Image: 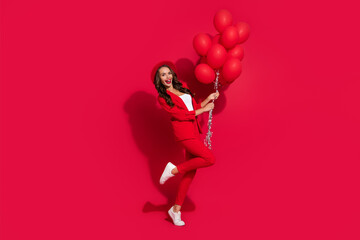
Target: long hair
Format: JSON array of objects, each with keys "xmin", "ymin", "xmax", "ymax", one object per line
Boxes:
[{"xmin": 153, "ymin": 64, "xmax": 194, "ymax": 107}]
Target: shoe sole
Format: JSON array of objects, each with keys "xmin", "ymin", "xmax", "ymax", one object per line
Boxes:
[
  {"xmin": 159, "ymin": 163, "xmax": 172, "ymax": 185},
  {"xmin": 159, "ymin": 169, "xmax": 168, "ymax": 184}
]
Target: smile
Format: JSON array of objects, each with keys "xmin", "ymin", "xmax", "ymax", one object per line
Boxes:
[{"xmin": 165, "ymin": 79, "xmax": 172, "ymax": 84}]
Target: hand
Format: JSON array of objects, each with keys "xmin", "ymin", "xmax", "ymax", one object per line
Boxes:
[
  {"xmin": 203, "ymin": 102, "xmax": 214, "ymax": 112},
  {"xmin": 207, "ymin": 92, "xmax": 220, "ymax": 101}
]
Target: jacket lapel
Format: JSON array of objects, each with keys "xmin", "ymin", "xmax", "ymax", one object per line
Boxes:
[{"xmin": 167, "ymin": 90, "xmax": 188, "ymax": 110}]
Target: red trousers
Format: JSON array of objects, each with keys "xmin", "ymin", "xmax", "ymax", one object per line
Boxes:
[{"xmin": 174, "ymin": 137, "xmax": 216, "ymax": 206}]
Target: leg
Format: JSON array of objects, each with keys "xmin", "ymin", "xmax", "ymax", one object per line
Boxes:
[
  {"xmin": 173, "ymin": 141, "xmax": 215, "ymax": 211},
  {"xmin": 174, "ymin": 169, "xmax": 197, "ymax": 211},
  {"xmin": 176, "ymin": 138, "xmax": 216, "ymax": 174},
  {"xmin": 173, "ymin": 151, "xmax": 197, "ymax": 212},
  {"xmin": 168, "ymin": 151, "xmax": 197, "ymax": 225}
]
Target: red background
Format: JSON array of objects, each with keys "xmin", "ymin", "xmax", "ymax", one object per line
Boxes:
[{"xmin": 1, "ymin": 0, "xmax": 359, "ymax": 239}]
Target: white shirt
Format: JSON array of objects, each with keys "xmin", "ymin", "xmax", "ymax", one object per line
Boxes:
[{"xmin": 179, "ymin": 93, "xmax": 194, "ymax": 111}]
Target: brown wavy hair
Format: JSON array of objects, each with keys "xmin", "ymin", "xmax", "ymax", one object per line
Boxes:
[{"xmin": 153, "ymin": 64, "xmax": 194, "ymax": 107}]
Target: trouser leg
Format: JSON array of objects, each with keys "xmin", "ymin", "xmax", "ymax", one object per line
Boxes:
[
  {"xmin": 174, "ymin": 139, "xmax": 216, "ymax": 206},
  {"xmin": 176, "ymin": 138, "xmax": 216, "ymax": 174},
  {"xmin": 175, "ymin": 169, "xmax": 197, "ymax": 206}
]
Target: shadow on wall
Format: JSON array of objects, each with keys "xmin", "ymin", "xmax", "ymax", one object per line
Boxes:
[{"xmin": 124, "ymin": 91, "xmax": 197, "ymax": 213}]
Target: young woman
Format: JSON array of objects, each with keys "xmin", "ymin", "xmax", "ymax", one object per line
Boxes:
[{"xmin": 152, "ymin": 61, "xmax": 219, "ymax": 226}]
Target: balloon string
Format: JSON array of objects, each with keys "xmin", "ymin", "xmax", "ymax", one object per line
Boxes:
[{"xmin": 204, "ymin": 70, "xmax": 220, "ymax": 149}]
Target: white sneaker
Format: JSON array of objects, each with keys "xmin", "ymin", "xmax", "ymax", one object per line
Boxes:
[
  {"xmin": 159, "ymin": 162, "xmax": 176, "ymax": 185},
  {"xmin": 168, "ymin": 206, "xmax": 185, "ymax": 226}
]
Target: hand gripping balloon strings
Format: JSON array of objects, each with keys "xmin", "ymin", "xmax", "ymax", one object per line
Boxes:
[{"xmin": 204, "ymin": 70, "xmax": 220, "ymax": 149}]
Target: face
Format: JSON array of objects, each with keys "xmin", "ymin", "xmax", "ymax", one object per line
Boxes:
[{"xmin": 158, "ymin": 67, "xmax": 173, "ymax": 88}]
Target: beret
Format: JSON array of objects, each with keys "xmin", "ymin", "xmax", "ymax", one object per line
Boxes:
[{"xmin": 151, "ymin": 60, "xmax": 178, "ymax": 83}]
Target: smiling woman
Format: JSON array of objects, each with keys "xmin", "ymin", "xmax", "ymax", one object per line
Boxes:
[
  {"xmin": 152, "ymin": 61, "xmax": 219, "ymax": 226},
  {"xmin": 159, "ymin": 67, "xmax": 173, "ymax": 86}
]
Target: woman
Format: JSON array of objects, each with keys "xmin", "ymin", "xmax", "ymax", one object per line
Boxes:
[{"xmin": 152, "ymin": 61, "xmax": 219, "ymax": 226}]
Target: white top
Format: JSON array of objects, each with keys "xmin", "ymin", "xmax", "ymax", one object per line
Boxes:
[{"xmin": 179, "ymin": 93, "xmax": 194, "ymax": 111}]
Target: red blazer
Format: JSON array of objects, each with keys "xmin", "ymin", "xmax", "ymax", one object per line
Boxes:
[{"xmin": 157, "ymin": 84, "xmax": 203, "ymax": 141}]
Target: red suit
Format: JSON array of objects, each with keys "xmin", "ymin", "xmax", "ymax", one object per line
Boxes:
[{"xmin": 157, "ymin": 82, "xmax": 215, "ymax": 206}]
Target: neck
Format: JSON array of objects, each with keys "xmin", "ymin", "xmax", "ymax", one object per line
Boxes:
[{"xmin": 166, "ymin": 85, "xmax": 174, "ymax": 92}]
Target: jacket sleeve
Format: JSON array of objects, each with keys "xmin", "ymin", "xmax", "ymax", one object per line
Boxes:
[
  {"xmin": 158, "ymin": 96, "xmax": 196, "ymax": 121},
  {"xmin": 194, "ymin": 100, "xmax": 202, "ymax": 110}
]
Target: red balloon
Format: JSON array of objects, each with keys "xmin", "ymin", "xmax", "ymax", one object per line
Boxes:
[
  {"xmin": 195, "ymin": 64, "xmax": 215, "ymax": 84},
  {"xmin": 213, "ymin": 9, "xmax": 233, "ymax": 33},
  {"xmin": 221, "ymin": 58, "xmax": 242, "ymax": 83},
  {"xmin": 220, "ymin": 26, "xmax": 240, "ymax": 49},
  {"xmin": 234, "ymin": 22, "xmax": 250, "ymax": 44},
  {"xmin": 193, "ymin": 33, "xmax": 212, "ymax": 56},
  {"xmin": 212, "ymin": 34, "xmax": 221, "ymax": 45},
  {"xmin": 206, "ymin": 44, "xmax": 227, "ymax": 69},
  {"xmin": 227, "ymin": 44, "xmax": 244, "ymax": 60}
]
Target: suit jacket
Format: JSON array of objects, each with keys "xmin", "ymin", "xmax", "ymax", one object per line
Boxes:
[{"xmin": 157, "ymin": 83, "xmax": 203, "ymax": 141}]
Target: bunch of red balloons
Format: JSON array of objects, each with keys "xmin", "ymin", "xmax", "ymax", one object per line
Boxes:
[{"xmin": 193, "ymin": 9, "xmax": 250, "ymax": 85}]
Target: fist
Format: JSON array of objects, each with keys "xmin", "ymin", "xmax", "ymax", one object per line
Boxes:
[
  {"xmin": 204, "ymin": 102, "xmax": 215, "ymax": 112},
  {"xmin": 207, "ymin": 92, "xmax": 220, "ymax": 101}
]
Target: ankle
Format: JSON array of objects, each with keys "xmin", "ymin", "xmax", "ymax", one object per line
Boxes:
[{"xmin": 173, "ymin": 205, "xmax": 181, "ymax": 213}]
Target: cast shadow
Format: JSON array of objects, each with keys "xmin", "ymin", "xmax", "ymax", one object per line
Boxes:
[{"xmin": 124, "ymin": 91, "xmax": 196, "ymax": 213}]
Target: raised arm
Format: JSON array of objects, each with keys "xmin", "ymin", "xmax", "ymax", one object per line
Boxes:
[
  {"xmin": 201, "ymin": 92, "xmax": 220, "ymax": 108},
  {"xmin": 158, "ymin": 95, "xmax": 214, "ymax": 119},
  {"xmin": 158, "ymin": 96, "xmax": 196, "ymax": 121},
  {"xmin": 196, "ymin": 103, "xmax": 214, "ymax": 116}
]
